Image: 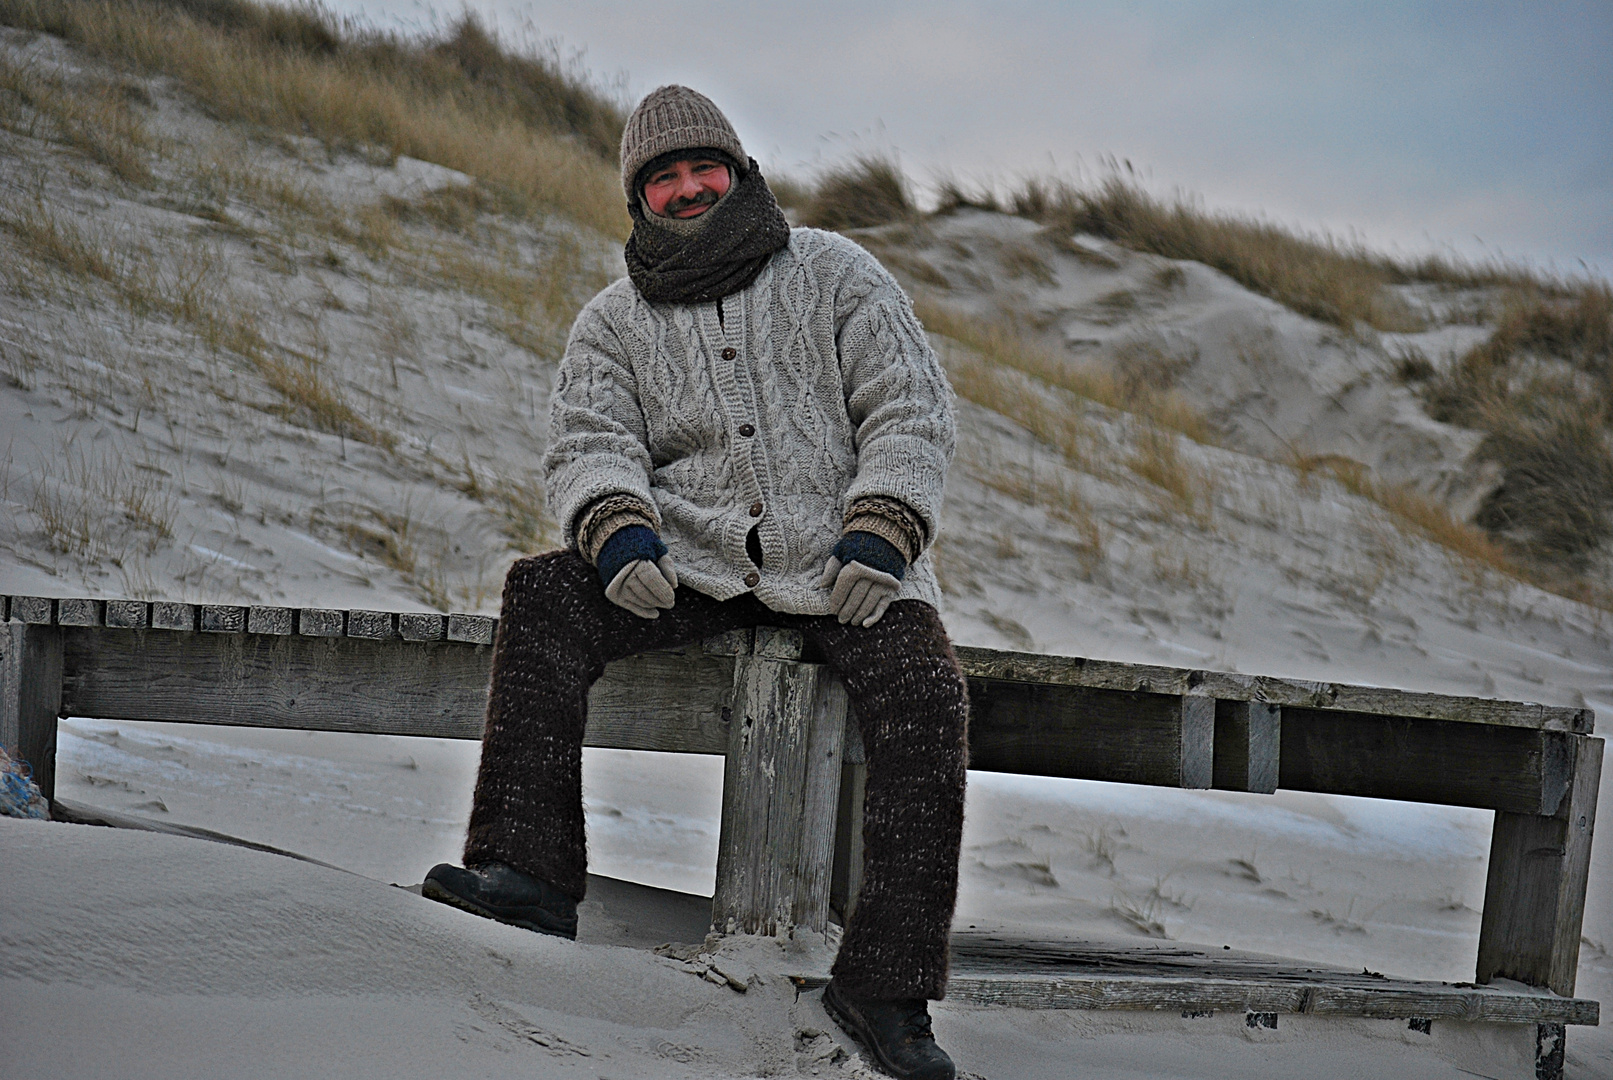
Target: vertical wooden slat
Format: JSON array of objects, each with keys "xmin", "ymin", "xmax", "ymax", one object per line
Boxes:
[
  {"xmin": 1213, "ymin": 700, "xmax": 1281, "ymax": 793},
  {"xmin": 1, "ymin": 623, "xmax": 64, "ymax": 801},
  {"xmin": 1477, "ymin": 735, "xmax": 1603, "ymax": 995},
  {"xmin": 712, "ymin": 651, "xmax": 849, "ymax": 936},
  {"xmin": 1181, "ymin": 696, "xmax": 1216, "ymax": 789}
]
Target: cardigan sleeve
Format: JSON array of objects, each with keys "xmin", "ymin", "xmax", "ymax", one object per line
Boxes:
[
  {"xmin": 541, "ymin": 300, "xmax": 661, "ymax": 547},
  {"xmin": 833, "ymin": 248, "xmax": 956, "ymax": 552}
]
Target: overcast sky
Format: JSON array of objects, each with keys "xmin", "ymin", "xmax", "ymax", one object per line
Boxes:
[{"xmin": 330, "ymin": 1, "xmax": 1613, "ymax": 275}]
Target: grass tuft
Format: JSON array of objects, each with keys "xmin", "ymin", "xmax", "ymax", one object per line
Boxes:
[
  {"xmin": 0, "ymin": 0, "xmax": 629, "ymax": 235},
  {"xmin": 797, "ymin": 154, "xmax": 916, "ymax": 232}
]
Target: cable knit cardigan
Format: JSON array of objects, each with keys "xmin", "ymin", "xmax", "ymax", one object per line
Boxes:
[{"xmin": 542, "ymin": 227, "xmax": 956, "ymax": 614}]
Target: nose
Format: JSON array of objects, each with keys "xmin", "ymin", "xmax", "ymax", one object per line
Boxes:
[{"xmin": 676, "ymin": 168, "xmax": 704, "ymax": 197}]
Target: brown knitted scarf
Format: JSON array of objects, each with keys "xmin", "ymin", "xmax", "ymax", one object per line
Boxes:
[{"xmin": 623, "ymin": 158, "xmax": 791, "ymax": 304}]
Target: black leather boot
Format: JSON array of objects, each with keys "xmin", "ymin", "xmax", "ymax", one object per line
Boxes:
[
  {"xmin": 422, "ymin": 861, "xmax": 579, "ymax": 939},
  {"xmin": 822, "ymin": 979, "xmax": 956, "ymax": 1080}
]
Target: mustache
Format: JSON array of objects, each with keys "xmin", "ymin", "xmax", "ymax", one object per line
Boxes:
[{"xmin": 664, "ymin": 188, "xmax": 721, "ymax": 214}]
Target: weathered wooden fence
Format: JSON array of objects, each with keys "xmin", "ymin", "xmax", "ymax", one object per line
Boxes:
[{"xmin": 1, "ymin": 594, "xmax": 1602, "ymax": 1066}]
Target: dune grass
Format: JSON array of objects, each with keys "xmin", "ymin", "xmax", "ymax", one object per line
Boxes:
[
  {"xmin": 914, "ymin": 298, "xmax": 1216, "ymax": 445},
  {"xmin": 0, "ymin": 0, "xmax": 629, "ymax": 236}
]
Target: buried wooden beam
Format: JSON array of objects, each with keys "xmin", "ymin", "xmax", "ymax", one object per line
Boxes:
[
  {"xmin": 965, "ymin": 678, "xmax": 1215, "ymax": 788},
  {"xmin": 1477, "ymin": 735, "xmax": 1603, "ymax": 996}
]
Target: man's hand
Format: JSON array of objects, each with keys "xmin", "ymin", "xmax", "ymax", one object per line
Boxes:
[
  {"xmin": 606, "ymin": 555, "xmax": 679, "ymax": 619},
  {"xmin": 818, "ymin": 556, "xmax": 900, "ymax": 627}
]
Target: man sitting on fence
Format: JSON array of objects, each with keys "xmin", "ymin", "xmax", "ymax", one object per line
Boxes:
[{"xmin": 423, "ymin": 85, "xmax": 967, "ymax": 1080}]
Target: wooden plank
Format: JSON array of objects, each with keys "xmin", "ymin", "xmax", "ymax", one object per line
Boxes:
[
  {"xmin": 966, "ymin": 678, "xmax": 1213, "ymax": 788},
  {"xmin": 298, "ymin": 608, "xmax": 344, "ymax": 637},
  {"xmin": 830, "ymin": 723, "xmax": 867, "ymax": 923},
  {"xmin": 447, "ymin": 613, "xmax": 495, "ymax": 645},
  {"xmin": 1477, "ymin": 736, "xmax": 1603, "ymax": 996},
  {"xmin": 150, "ymin": 602, "xmax": 196, "ymax": 632},
  {"xmin": 398, "ymin": 612, "xmax": 445, "ymax": 641},
  {"xmin": 936, "ymin": 934, "xmax": 1600, "ymax": 1024},
  {"xmin": 942, "ymin": 975, "xmax": 1598, "ymax": 1024},
  {"xmin": 954, "ymin": 645, "xmax": 1593, "ymax": 733},
  {"xmin": 200, "ymin": 605, "xmax": 246, "ymax": 633},
  {"xmin": 1278, "ymin": 708, "xmax": 1570, "ymax": 814},
  {"xmin": 56, "ymin": 627, "xmax": 733, "ymax": 753},
  {"xmin": 247, "ymin": 606, "xmax": 294, "ymax": 635},
  {"xmin": 1213, "ymin": 700, "xmax": 1281, "ymax": 793},
  {"xmin": 104, "ymin": 600, "xmax": 149, "ymax": 629},
  {"xmin": 581, "ymin": 649, "xmax": 734, "ymax": 755},
  {"xmin": 712, "ymin": 655, "xmax": 849, "ymax": 935},
  {"xmin": 57, "ymin": 599, "xmax": 103, "ymax": 627},
  {"xmin": 0, "ymin": 623, "xmax": 63, "ymax": 801},
  {"xmin": 348, "ymin": 610, "xmax": 397, "ymax": 639},
  {"xmin": 11, "ymin": 596, "xmax": 55, "ymax": 625}
]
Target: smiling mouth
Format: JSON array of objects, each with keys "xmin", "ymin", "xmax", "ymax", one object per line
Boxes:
[{"xmin": 665, "ymin": 191, "xmax": 719, "ymax": 218}]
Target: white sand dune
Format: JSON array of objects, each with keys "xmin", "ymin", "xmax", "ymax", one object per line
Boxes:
[{"xmin": 2, "ymin": 23, "xmax": 1611, "ymax": 1079}]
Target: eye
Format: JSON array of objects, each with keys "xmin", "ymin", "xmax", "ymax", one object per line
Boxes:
[{"xmin": 649, "ymin": 170, "xmax": 677, "ymax": 186}]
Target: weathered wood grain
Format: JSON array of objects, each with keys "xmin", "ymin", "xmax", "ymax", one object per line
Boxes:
[
  {"xmin": 104, "ymin": 600, "xmax": 149, "ymax": 629},
  {"xmin": 398, "ymin": 612, "xmax": 445, "ymax": 641},
  {"xmin": 1214, "ymin": 700, "xmax": 1281, "ymax": 793},
  {"xmin": 954, "ymin": 646, "xmax": 1593, "ymax": 733},
  {"xmin": 150, "ymin": 602, "xmax": 196, "ymax": 632},
  {"xmin": 1, "ymin": 623, "xmax": 62, "ymax": 800},
  {"xmin": 56, "ymin": 627, "xmax": 734, "ymax": 753},
  {"xmin": 347, "ymin": 610, "xmax": 396, "ymax": 640},
  {"xmin": 57, "ymin": 599, "xmax": 103, "ymax": 627},
  {"xmin": 938, "ymin": 934, "xmax": 1599, "ymax": 1024},
  {"xmin": 1477, "ymin": 736, "xmax": 1604, "ymax": 996},
  {"xmin": 247, "ymin": 606, "xmax": 294, "ymax": 635},
  {"xmin": 200, "ymin": 605, "xmax": 246, "ymax": 633},
  {"xmin": 11, "ymin": 596, "xmax": 54, "ymax": 625},
  {"xmin": 966, "ymin": 679, "xmax": 1214, "ymax": 788},
  {"xmin": 1278, "ymin": 708, "xmax": 1570, "ymax": 814},
  {"xmin": 298, "ymin": 608, "xmax": 344, "ymax": 637},
  {"xmin": 712, "ymin": 655, "xmax": 848, "ymax": 935},
  {"xmin": 447, "ymin": 614, "xmax": 496, "ymax": 645}
]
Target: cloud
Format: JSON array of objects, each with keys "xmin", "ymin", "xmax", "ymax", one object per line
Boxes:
[{"xmin": 332, "ymin": 0, "xmax": 1613, "ymax": 271}]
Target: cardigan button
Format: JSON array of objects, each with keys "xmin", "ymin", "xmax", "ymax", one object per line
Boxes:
[
  {"xmin": 744, "ymin": 571, "xmax": 760, "ymax": 588},
  {"xmin": 749, "ymin": 501, "xmax": 763, "ymax": 517},
  {"xmin": 738, "ymin": 423, "xmax": 755, "ymax": 437},
  {"xmin": 721, "ymin": 347, "xmax": 736, "ymax": 361}
]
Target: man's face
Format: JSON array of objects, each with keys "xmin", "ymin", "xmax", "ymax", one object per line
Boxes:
[{"xmin": 642, "ymin": 158, "xmax": 732, "ymax": 219}]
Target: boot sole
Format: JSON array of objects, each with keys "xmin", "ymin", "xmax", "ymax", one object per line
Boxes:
[{"xmin": 420, "ymin": 877, "xmax": 577, "ymax": 939}]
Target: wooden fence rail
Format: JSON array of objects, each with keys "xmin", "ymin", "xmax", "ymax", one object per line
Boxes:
[{"xmin": 0, "ymin": 594, "xmax": 1601, "ymax": 1013}]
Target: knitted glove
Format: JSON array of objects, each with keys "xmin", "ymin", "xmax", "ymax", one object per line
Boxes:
[
  {"xmin": 819, "ymin": 531, "xmax": 906, "ymax": 627},
  {"xmin": 597, "ymin": 525, "xmax": 678, "ymax": 619}
]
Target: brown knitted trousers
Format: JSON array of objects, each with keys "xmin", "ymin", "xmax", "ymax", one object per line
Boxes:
[{"xmin": 464, "ymin": 549, "xmax": 969, "ymax": 1000}]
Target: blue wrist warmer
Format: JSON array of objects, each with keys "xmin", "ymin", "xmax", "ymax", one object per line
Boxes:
[
  {"xmin": 833, "ymin": 531, "xmax": 907, "ymax": 580},
  {"xmin": 596, "ymin": 525, "xmax": 668, "ymax": 588}
]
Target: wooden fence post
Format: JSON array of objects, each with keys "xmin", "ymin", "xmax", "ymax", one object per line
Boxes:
[
  {"xmin": 712, "ymin": 628, "xmax": 850, "ymax": 936},
  {"xmin": 2, "ymin": 617, "xmax": 65, "ymax": 802},
  {"xmin": 1476, "ymin": 734, "xmax": 1603, "ymax": 996}
]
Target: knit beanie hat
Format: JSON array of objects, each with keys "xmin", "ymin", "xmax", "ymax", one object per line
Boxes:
[{"xmin": 620, "ymin": 85, "xmax": 748, "ymax": 201}]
